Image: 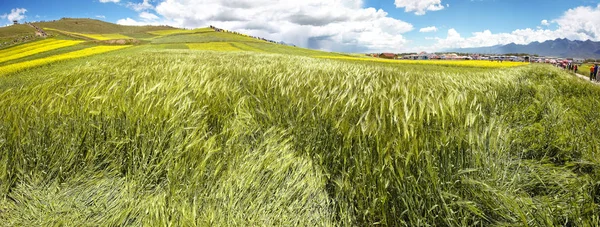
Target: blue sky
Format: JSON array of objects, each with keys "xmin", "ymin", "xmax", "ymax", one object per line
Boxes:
[
  {"xmin": 1, "ymin": 0, "xmax": 600, "ymax": 52},
  {"xmin": 370, "ymin": 0, "xmax": 600, "ymax": 49}
]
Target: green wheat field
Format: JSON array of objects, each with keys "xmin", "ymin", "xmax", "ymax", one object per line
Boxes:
[{"xmin": 0, "ymin": 19, "xmax": 599, "ymax": 226}]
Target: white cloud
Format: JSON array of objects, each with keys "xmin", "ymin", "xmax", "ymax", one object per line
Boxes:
[
  {"xmin": 139, "ymin": 12, "xmax": 159, "ymax": 20},
  {"xmin": 99, "ymin": 0, "xmax": 120, "ymax": 3},
  {"xmin": 541, "ymin": 19, "xmax": 549, "ymax": 26},
  {"xmin": 117, "ymin": 18, "xmax": 147, "ymax": 25},
  {"xmin": 127, "ymin": 0, "xmax": 154, "ymax": 12},
  {"xmin": 96, "ymin": 15, "xmax": 106, "ymax": 19},
  {"xmin": 419, "ymin": 26, "xmax": 437, "ymax": 33},
  {"xmin": 117, "ymin": 11, "xmax": 161, "ymax": 25},
  {"xmin": 118, "ymin": 0, "xmax": 414, "ymax": 52},
  {"xmin": 1, "ymin": 8, "xmax": 27, "ymax": 22},
  {"xmin": 394, "ymin": 0, "xmax": 445, "ymax": 15},
  {"xmin": 428, "ymin": 4, "xmax": 600, "ymax": 51}
]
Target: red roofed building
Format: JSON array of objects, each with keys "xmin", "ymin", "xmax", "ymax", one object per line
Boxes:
[{"xmin": 379, "ymin": 53, "xmax": 396, "ymax": 59}]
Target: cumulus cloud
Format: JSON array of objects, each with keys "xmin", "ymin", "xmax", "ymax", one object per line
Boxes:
[
  {"xmin": 116, "ymin": 18, "xmax": 143, "ymax": 25},
  {"xmin": 1, "ymin": 8, "xmax": 27, "ymax": 23},
  {"xmin": 117, "ymin": 12, "xmax": 163, "ymax": 25},
  {"xmin": 541, "ymin": 19, "xmax": 549, "ymax": 26},
  {"xmin": 139, "ymin": 12, "xmax": 159, "ymax": 20},
  {"xmin": 394, "ymin": 0, "xmax": 445, "ymax": 15},
  {"xmin": 429, "ymin": 4, "xmax": 600, "ymax": 51},
  {"xmin": 128, "ymin": 0, "xmax": 154, "ymax": 12},
  {"xmin": 118, "ymin": 0, "xmax": 414, "ymax": 52},
  {"xmin": 419, "ymin": 26, "xmax": 437, "ymax": 33},
  {"xmin": 99, "ymin": 0, "xmax": 120, "ymax": 3}
]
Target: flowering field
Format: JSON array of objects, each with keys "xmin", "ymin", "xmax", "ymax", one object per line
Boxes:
[
  {"xmin": 83, "ymin": 33, "xmax": 132, "ymax": 40},
  {"xmin": 0, "ymin": 40, "xmax": 83, "ymax": 63},
  {"xmin": 317, "ymin": 55, "xmax": 530, "ymax": 68},
  {"xmin": 0, "ymin": 39, "xmax": 61, "ymax": 56},
  {"xmin": 229, "ymin": 42, "xmax": 265, "ymax": 52},
  {"xmin": 0, "ymin": 45, "xmax": 129, "ymax": 76}
]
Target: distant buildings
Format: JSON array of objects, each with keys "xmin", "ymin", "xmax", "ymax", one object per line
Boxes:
[
  {"xmin": 366, "ymin": 51, "xmax": 594, "ymax": 63},
  {"xmin": 378, "ymin": 53, "xmax": 396, "ymax": 59},
  {"xmin": 402, "ymin": 54, "xmax": 418, "ymax": 60},
  {"xmin": 13, "ymin": 20, "xmax": 18, "ymax": 25},
  {"xmin": 366, "ymin": 52, "xmax": 559, "ymax": 62}
]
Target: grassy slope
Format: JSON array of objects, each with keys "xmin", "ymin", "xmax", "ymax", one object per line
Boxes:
[
  {"xmin": 34, "ymin": 18, "xmax": 174, "ymax": 34},
  {"xmin": 0, "ymin": 22, "xmax": 345, "ymax": 76},
  {"xmin": 0, "ymin": 24, "xmax": 36, "ymax": 40},
  {"xmin": 153, "ymin": 31, "xmax": 347, "ymax": 57},
  {"xmin": 0, "ymin": 18, "xmax": 175, "ymax": 45},
  {"xmin": 0, "ymin": 46, "xmax": 599, "ymax": 226},
  {"xmin": 151, "ymin": 31, "xmax": 265, "ymax": 44},
  {"xmin": 0, "ymin": 25, "xmax": 39, "ymax": 47}
]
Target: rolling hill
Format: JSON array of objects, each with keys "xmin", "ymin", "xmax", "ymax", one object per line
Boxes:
[
  {"xmin": 0, "ymin": 18, "xmax": 341, "ymax": 57},
  {"xmin": 33, "ymin": 18, "xmax": 175, "ymax": 34},
  {"xmin": 449, "ymin": 38, "xmax": 600, "ymax": 58}
]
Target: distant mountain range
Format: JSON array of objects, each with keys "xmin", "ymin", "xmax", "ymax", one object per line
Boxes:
[{"xmin": 448, "ymin": 38, "xmax": 600, "ymax": 59}]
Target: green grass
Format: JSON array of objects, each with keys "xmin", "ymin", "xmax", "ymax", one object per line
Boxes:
[
  {"xmin": 0, "ymin": 47, "xmax": 599, "ymax": 226},
  {"xmin": 151, "ymin": 31, "xmax": 266, "ymax": 44},
  {"xmin": 0, "ymin": 24, "xmax": 37, "ymax": 42},
  {"xmin": 122, "ymin": 32, "xmax": 158, "ymax": 40},
  {"xmin": 147, "ymin": 28, "xmax": 215, "ymax": 36},
  {"xmin": 240, "ymin": 42, "xmax": 353, "ymax": 57},
  {"xmin": 34, "ymin": 18, "xmax": 174, "ymax": 34},
  {"xmin": 150, "ymin": 31, "xmax": 346, "ymax": 57},
  {"xmin": 156, "ymin": 43, "xmax": 190, "ymax": 50},
  {"xmin": 0, "ymin": 25, "xmax": 40, "ymax": 48}
]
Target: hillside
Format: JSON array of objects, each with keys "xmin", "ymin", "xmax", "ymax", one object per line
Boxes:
[
  {"xmin": 0, "ymin": 18, "xmax": 599, "ymax": 226},
  {"xmin": 0, "ymin": 18, "xmax": 177, "ymax": 48},
  {"xmin": 0, "ymin": 24, "xmax": 36, "ymax": 45},
  {"xmin": 449, "ymin": 38, "xmax": 600, "ymax": 58},
  {"xmin": 33, "ymin": 18, "xmax": 175, "ymax": 34}
]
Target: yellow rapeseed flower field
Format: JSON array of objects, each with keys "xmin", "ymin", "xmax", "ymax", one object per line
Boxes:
[
  {"xmin": 83, "ymin": 34, "xmax": 132, "ymax": 40},
  {"xmin": 316, "ymin": 56, "xmax": 530, "ymax": 68},
  {"xmin": 230, "ymin": 42, "xmax": 265, "ymax": 52},
  {"xmin": 187, "ymin": 42, "xmax": 240, "ymax": 51},
  {"xmin": 0, "ymin": 39, "xmax": 61, "ymax": 56},
  {"xmin": 0, "ymin": 45, "xmax": 130, "ymax": 76},
  {"xmin": 0, "ymin": 40, "xmax": 83, "ymax": 63}
]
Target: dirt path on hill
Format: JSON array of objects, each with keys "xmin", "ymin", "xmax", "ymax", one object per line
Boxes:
[{"xmin": 27, "ymin": 23, "xmax": 47, "ymax": 37}]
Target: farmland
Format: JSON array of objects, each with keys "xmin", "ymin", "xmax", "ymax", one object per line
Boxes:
[
  {"xmin": 0, "ymin": 18, "xmax": 599, "ymax": 226},
  {"xmin": 44, "ymin": 28, "xmax": 133, "ymax": 41},
  {"xmin": 0, "ymin": 39, "xmax": 83, "ymax": 63}
]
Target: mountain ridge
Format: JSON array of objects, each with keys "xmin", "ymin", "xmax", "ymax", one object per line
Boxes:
[{"xmin": 447, "ymin": 38, "xmax": 600, "ymax": 58}]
